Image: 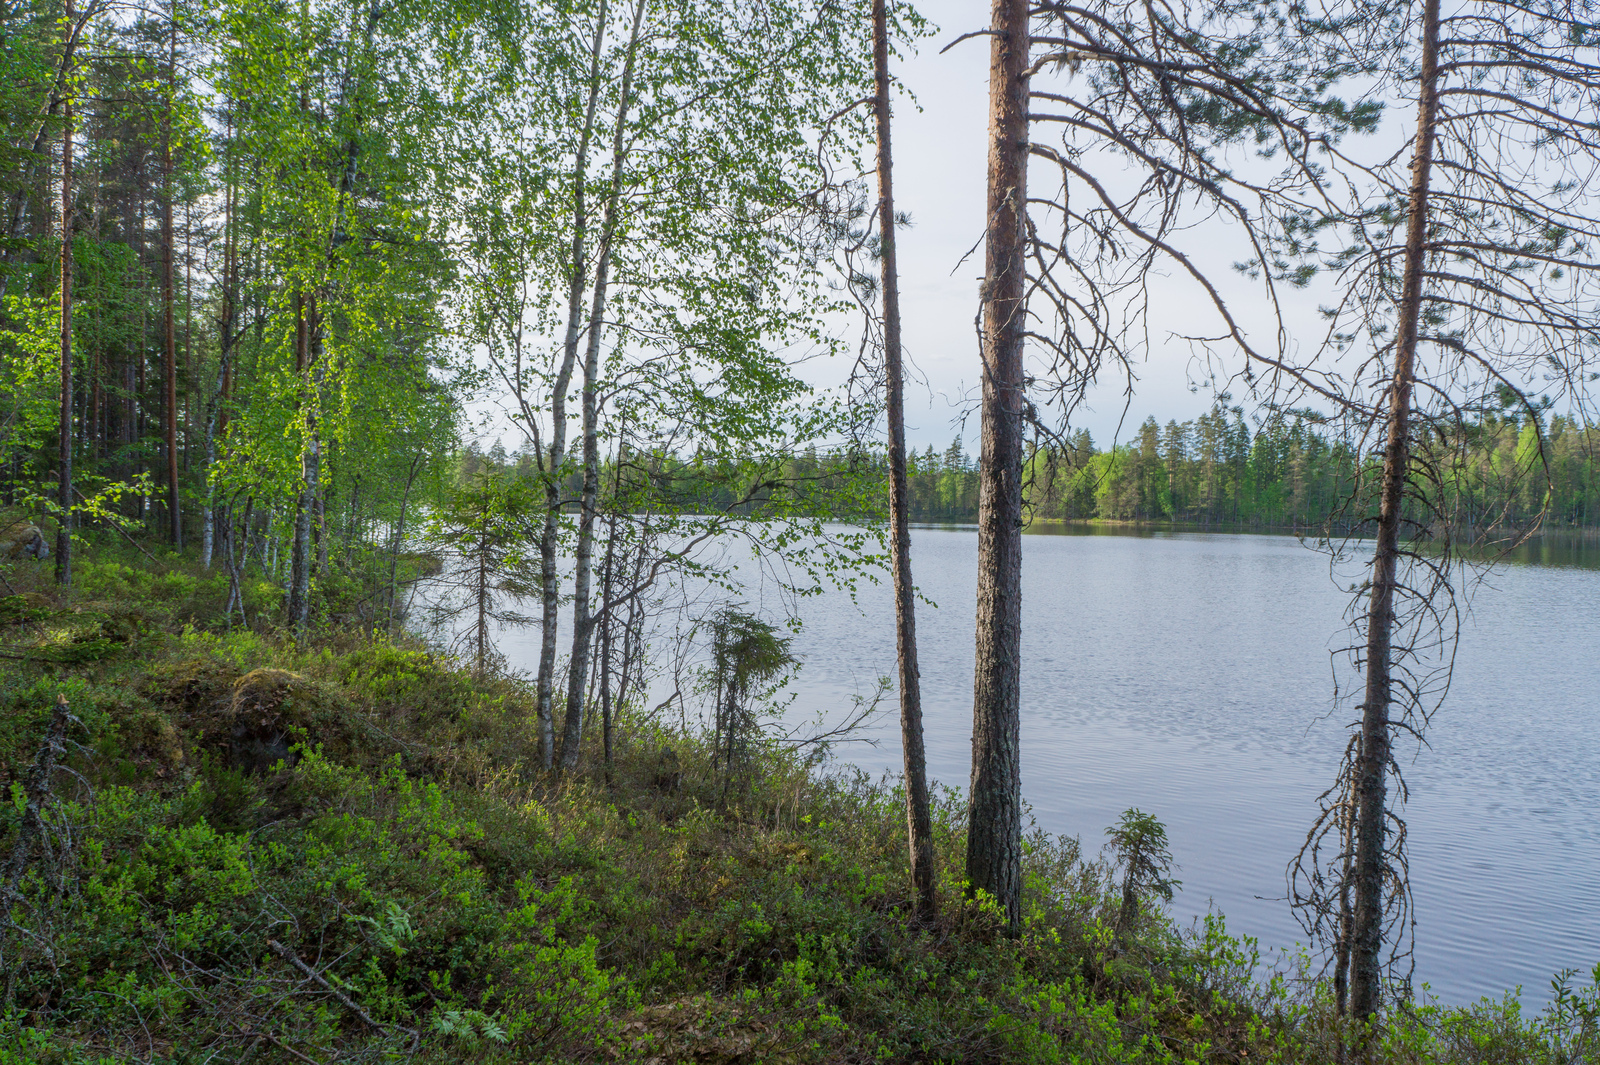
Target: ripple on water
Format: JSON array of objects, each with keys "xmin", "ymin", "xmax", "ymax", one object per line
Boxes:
[{"xmin": 771, "ymin": 528, "xmax": 1600, "ymax": 1006}]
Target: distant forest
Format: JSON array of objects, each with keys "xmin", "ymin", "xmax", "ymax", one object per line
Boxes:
[
  {"xmin": 458, "ymin": 399, "xmax": 1600, "ymax": 532},
  {"xmin": 900, "ymin": 403, "xmax": 1600, "ymax": 529},
  {"xmin": 773, "ymin": 402, "xmax": 1598, "ymax": 530}
]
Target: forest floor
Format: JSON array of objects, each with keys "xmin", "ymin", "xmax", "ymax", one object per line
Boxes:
[{"xmin": 0, "ymin": 537, "xmax": 1595, "ymax": 1064}]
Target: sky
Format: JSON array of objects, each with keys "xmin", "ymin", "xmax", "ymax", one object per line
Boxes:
[
  {"xmin": 464, "ymin": 2, "xmax": 1591, "ymax": 460},
  {"xmin": 821, "ymin": 0, "xmax": 1341, "ymax": 453}
]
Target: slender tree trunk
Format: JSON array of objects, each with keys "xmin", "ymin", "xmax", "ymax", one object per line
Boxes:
[
  {"xmin": 475, "ymin": 523, "xmax": 489, "ymax": 673},
  {"xmin": 598, "ymin": 511, "xmax": 617, "ymax": 785},
  {"xmin": 227, "ymin": 494, "xmax": 253, "ymax": 626},
  {"xmin": 0, "ymin": 5, "xmax": 87, "ymax": 302},
  {"xmin": 873, "ymin": 0, "xmax": 935, "ymax": 922},
  {"xmin": 202, "ymin": 133, "xmax": 236, "ymax": 569},
  {"xmin": 614, "ymin": 520, "xmax": 649, "ymax": 714},
  {"xmin": 534, "ymin": 0, "xmax": 611, "ymax": 771},
  {"xmin": 346, "ymin": 475, "xmax": 360, "ymax": 561},
  {"xmin": 288, "ymin": 295, "xmax": 318, "ymax": 633},
  {"xmin": 161, "ymin": 6, "xmax": 181, "ymax": 548},
  {"xmin": 217, "ymin": 220, "xmax": 235, "ymax": 553},
  {"xmin": 54, "ymin": 24, "xmax": 73, "ymax": 588},
  {"xmin": 559, "ymin": 0, "xmax": 644, "ymax": 772},
  {"xmin": 557, "ymin": 271, "xmax": 606, "ymax": 767},
  {"xmin": 966, "ymin": 0, "xmax": 1029, "ymax": 930},
  {"xmin": 314, "ymin": 457, "xmax": 328, "ymax": 574},
  {"xmin": 1350, "ymin": 0, "xmax": 1440, "ymax": 1036},
  {"xmin": 1335, "ymin": 774, "xmax": 1355, "ymax": 1026},
  {"xmin": 185, "ymin": 202, "xmax": 193, "ymax": 475},
  {"xmin": 535, "ymin": 490, "xmax": 566, "ymax": 768},
  {"xmin": 387, "ymin": 453, "xmax": 422, "ymax": 633}
]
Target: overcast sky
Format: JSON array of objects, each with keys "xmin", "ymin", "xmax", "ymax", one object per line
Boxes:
[
  {"xmin": 826, "ymin": 0, "xmax": 1324, "ymax": 453},
  {"xmin": 470, "ymin": 2, "xmax": 1386, "ymax": 457}
]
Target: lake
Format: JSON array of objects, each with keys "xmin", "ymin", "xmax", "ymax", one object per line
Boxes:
[
  {"xmin": 475, "ymin": 525, "xmax": 1600, "ymax": 1006},
  {"xmin": 724, "ymin": 526, "xmax": 1600, "ymax": 1006}
]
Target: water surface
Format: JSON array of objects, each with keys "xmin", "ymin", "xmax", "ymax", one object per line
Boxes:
[{"xmin": 767, "ymin": 528, "xmax": 1600, "ymax": 1006}]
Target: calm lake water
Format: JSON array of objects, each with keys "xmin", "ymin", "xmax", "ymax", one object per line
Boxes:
[
  {"xmin": 473, "ymin": 525, "xmax": 1600, "ymax": 1006},
  {"xmin": 734, "ymin": 526, "xmax": 1600, "ymax": 1006}
]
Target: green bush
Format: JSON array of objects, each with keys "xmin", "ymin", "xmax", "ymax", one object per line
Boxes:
[{"xmin": 1, "ymin": 551, "xmax": 1594, "ymax": 1064}]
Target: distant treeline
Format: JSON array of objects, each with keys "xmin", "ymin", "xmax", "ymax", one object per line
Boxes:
[
  {"xmin": 458, "ymin": 402, "xmax": 1600, "ymax": 532},
  {"xmin": 901, "ymin": 404, "xmax": 1600, "ymax": 529},
  {"xmin": 772, "ymin": 403, "xmax": 1595, "ymax": 531}
]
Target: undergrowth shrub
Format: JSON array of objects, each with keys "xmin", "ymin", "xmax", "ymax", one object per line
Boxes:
[{"xmin": 0, "ymin": 548, "xmax": 1595, "ymax": 1063}]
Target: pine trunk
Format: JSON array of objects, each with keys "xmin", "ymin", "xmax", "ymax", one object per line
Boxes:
[
  {"xmin": 55, "ymin": 27, "xmax": 73, "ymax": 588},
  {"xmin": 966, "ymin": 0, "xmax": 1029, "ymax": 931},
  {"xmin": 1350, "ymin": 0, "xmax": 1441, "ymax": 1035},
  {"xmin": 873, "ymin": 0, "xmax": 935, "ymax": 922},
  {"xmin": 162, "ymin": 9, "xmax": 181, "ymax": 548}
]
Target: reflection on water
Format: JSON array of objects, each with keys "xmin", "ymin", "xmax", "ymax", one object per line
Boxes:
[
  {"xmin": 774, "ymin": 527, "xmax": 1600, "ymax": 1006},
  {"xmin": 1014, "ymin": 519, "xmax": 1600, "ymax": 571},
  {"xmin": 1472, "ymin": 529, "xmax": 1600, "ymax": 570}
]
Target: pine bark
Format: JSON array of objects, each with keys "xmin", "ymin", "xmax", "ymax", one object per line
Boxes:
[
  {"xmin": 1350, "ymin": 0, "xmax": 1441, "ymax": 1033},
  {"xmin": 161, "ymin": 8, "xmax": 181, "ymax": 548},
  {"xmin": 966, "ymin": 0, "xmax": 1029, "ymax": 930},
  {"xmin": 55, "ymin": 18, "xmax": 73, "ymax": 587},
  {"xmin": 873, "ymin": 0, "xmax": 935, "ymax": 922}
]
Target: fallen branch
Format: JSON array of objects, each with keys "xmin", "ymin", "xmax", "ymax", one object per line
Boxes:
[
  {"xmin": 267, "ymin": 939, "xmax": 420, "ymax": 1053},
  {"xmin": 73, "ymin": 488, "xmax": 164, "ymax": 567},
  {"xmin": 244, "ymin": 1027, "xmax": 326, "ymax": 1065}
]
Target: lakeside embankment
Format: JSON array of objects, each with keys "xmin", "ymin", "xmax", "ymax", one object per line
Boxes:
[{"xmin": 1, "ymin": 539, "xmax": 1596, "ymax": 1063}]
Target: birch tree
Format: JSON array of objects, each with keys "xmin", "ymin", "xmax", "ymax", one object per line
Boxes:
[
  {"xmin": 210, "ymin": 0, "xmax": 472, "ymax": 618},
  {"xmin": 449, "ymin": 0, "xmax": 882, "ymax": 771},
  {"xmin": 54, "ymin": 0, "xmax": 74, "ymax": 585}
]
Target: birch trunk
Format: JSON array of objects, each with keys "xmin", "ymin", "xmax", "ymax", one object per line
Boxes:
[
  {"xmin": 558, "ymin": 0, "xmax": 644, "ymax": 772},
  {"xmin": 287, "ymin": 296, "xmax": 318, "ymax": 634},
  {"xmin": 598, "ymin": 511, "xmax": 618, "ymax": 784},
  {"xmin": 202, "ymin": 137, "xmax": 236, "ymax": 569},
  {"xmin": 534, "ymin": 0, "xmax": 611, "ymax": 771},
  {"xmin": 966, "ymin": 0, "xmax": 1029, "ymax": 931}
]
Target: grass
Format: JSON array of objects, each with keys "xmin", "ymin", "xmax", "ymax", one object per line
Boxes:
[{"xmin": 0, "ymin": 537, "xmax": 1595, "ymax": 1063}]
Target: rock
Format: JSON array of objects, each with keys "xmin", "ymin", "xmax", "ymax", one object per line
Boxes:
[
  {"xmin": 653, "ymin": 746, "xmax": 683, "ymax": 792},
  {"xmin": 226, "ymin": 669, "xmax": 313, "ymax": 773}
]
